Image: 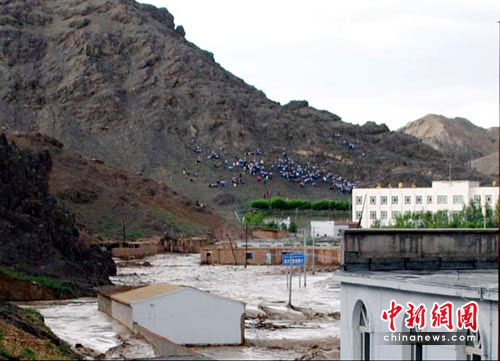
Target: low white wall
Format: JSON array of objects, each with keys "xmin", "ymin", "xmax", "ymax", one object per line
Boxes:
[
  {"xmin": 132, "ymin": 288, "xmax": 245, "ymax": 345},
  {"xmin": 111, "ymin": 300, "xmax": 134, "ymax": 329}
]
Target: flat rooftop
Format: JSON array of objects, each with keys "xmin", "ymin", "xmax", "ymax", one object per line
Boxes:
[{"xmin": 333, "ymin": 269, "xmax": 498, "ymax": 301}]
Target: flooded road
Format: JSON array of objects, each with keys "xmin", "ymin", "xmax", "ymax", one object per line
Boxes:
[
  {"xmin": 112, "ymin": 253, "xmax": 341, "ymax": 314},
  {"xmin": 25, "ymin": 253, "xmax": 340, "ymax": 360}
]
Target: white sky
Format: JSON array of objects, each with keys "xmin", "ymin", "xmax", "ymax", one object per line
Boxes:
[{"xmin": 140, "ymin": 0, "xmax": 500, "ymax": 130}]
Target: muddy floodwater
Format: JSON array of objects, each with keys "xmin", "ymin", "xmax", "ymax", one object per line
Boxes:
[{"xmin": 27, "ymin": 253, "xmax": 341, "ymax": 360}]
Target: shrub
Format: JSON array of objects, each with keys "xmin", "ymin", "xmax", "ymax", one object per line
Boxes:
[
  {"xmin": 0, "ymin": 267, "xmax": 74, "ymax": 298},
  {"xmin": 250, "ymin": 197, "xmax": 351, "ymax": 211}
]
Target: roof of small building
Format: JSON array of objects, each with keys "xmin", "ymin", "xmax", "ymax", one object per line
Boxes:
[
  {"xmin": 110, "ymin": 283, "xmax": 247, "ymax": 306},
  {"xmin": 111, "ymin": 283, "xmax": 184, "ymax": 305},
  {"xmin": 97, "ymin": 285, "xmax": 141, "ymax": 297}
]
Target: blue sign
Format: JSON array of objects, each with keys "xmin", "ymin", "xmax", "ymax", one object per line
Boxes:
[{"xmin": 283, "ymin": 253, "xmax": 305, "ymax": 266}]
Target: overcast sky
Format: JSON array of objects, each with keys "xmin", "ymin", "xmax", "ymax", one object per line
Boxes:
[{"xmin": 141, "ymin": 0, "xmax": 500, "ymax": 130}]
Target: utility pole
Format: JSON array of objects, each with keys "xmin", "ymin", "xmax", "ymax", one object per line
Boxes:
[
  {"xmin": 312, "ymin": 227, "xmax": 316, "ymax": 275},
  {"xmin": 288, "ymin": 251, "xmax": 293, "ymax": 307},
  {"xmin": 245, "ymin": 222, "xmax": 248, "ymax": 268},
  {"xmin": 303, "ymin": 229, "xmax": 307, "ymax": 287},
  {"xmin": 122, "ymin": 220, "xmax": 126, "ymax": 247},
  {"xmin": 496, "ymin": 20, "xmax": 500, "ymax": 361}
]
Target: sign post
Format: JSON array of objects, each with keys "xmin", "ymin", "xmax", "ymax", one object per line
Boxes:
[
  {"xmin": 283, "ymin": 252, "xmax": 305, "ymax": 306},
  {"xmin": 303, "ymin": 229, "xmax": 307, "ymax": 287}
]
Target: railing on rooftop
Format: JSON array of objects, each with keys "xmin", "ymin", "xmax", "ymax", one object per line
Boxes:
[{"xmin": 341, "ymin": 228, "xmax": 498, "ymax": 272}]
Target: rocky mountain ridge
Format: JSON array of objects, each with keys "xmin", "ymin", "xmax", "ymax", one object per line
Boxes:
[
  {"xmin": 0, "ymin": 0, "xmax": 490, "ymax": 212},
  {"xmin": 6, "ymin": 131, "xmax": 237, "ymax": 239},
  {"xmin": 400, "ymin": 114, "xmax": 498, "ymax": 162}
]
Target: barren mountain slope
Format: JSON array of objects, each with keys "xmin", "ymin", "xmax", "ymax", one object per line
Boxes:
[
  {"xmin": 471, "ymin": 151, "xmax": 499, "ymax": 177},
  {"xmin": 0, "ymin": 0, "xmax": 489, "ymax": 211},
  {"xmin": 400, "ymin": 114, "xmax": 498, "ymax": 162},
  {"xmin": 7, "ymin": 132, "xmax": 237, "ymax": 240}
]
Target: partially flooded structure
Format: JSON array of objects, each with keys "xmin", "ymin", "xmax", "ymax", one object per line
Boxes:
[
  {"xmin": 97, "ymin": 283, "xmax": 245, "ymax": 346},
  {"xmin": 162, "ymin": 236, "xmax": 213, "ymax": 253},
  {"xmin": 200, "ymin": 245, "xmax": 340, "ymax": 266}
]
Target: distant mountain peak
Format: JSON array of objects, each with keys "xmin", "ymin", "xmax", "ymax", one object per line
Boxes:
[{"xmin": 400, "ymin": 114, "xmax": 498, "ymax": 173}]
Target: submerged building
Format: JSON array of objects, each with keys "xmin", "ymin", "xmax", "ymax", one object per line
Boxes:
[
  {"xmin": 352, "ymin": 180, "xmax": 498, "ymax": 228},
  {"xmin": 333, "ymin": 229, "xmax": 498, "ymax": 360},
  {"xmin": 98, "ymin": 283, "xmax": 245, "ymax": 346}
]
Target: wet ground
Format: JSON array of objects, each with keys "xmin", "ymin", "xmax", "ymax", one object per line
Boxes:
[{"xmin": 24, "ymin": 253, "xmax": 341, "ymax": 360}]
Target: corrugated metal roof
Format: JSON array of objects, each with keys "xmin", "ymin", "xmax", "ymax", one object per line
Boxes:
[{"xmin": 110, "ymin": 283, "xmax": 184, "ymax": 305}]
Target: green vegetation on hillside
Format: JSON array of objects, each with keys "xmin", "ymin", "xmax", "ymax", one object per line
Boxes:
[
  {"xmin": 0, "ymin": 267, "xmax": 74, "ymax": 298},
  {"xmin": 251, "ymin": 197, "xmax": 350, "ymax": 211},
  {"xmin": 95, "ymin": 217, "xmax": 145, "ymax": 240},
  {"xmin": 243, "ymin": 210, "xmax": 298, "ymax": 233},
  {"xmin": 0, "ymin": 303, "xmax": 78, "ymax": 360},
  {"xmin": 373, "ymin": 201, "xmax": 498, "ymax": 228}
]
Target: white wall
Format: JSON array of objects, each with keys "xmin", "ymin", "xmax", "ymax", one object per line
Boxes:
[
  {"xmin": 339, "ymin": 282, "xmax": 497, "ymax": 360},
  {"xmin": 334, "ymin": 224, "xmax": 350, "ymax": 238},
  {"xmin": 311, "ymin": 221, "xmax": 335, "ymax": 237},
  {"xmin": 111, "ymin": 300, "xmax": 134, "ymax": 329},
  {"xmin": 352, "ymin": 181, "xmax": 499, "ymax": 228},
  {"xmin": 131, "ymin": 288, "xmax": 245, "ymax": 345}
]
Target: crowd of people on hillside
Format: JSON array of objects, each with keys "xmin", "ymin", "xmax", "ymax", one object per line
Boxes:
[{"xmin": 188, "ymin": 143, "xmax": 355, "ymax": 193}]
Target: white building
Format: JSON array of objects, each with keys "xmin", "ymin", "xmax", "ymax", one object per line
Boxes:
[
  {"xmin": 311, "ymin": 220, "xmax": 335, "ymax": 237},
  {"xmin": 311, "ymin": 221, "xmax": 354, "ymax": 239},
  {"xmin": 100, "ymin": 283, "xmax": 245, "ymax": 345},
  {"xmin": 352, "ymin": 181, "xmax": 498, "ymax": 228},
  {"xmin": 334, "ymin": 270, "xmax": 497, "ymax": 360},
  {"xmin": 266, "ymin": 216, "xmax": 291, "ymax": 229},
  {"xmin": 334, "ymin": 229, "xmax": 498, "ymax": 360}
]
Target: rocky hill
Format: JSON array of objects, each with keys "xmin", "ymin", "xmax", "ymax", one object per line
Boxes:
[
  {"xmin": 471, "ymin": 151, "xmax": 498, "ymax": 177},
  {"xmin": 0, "ymin": 133, "xmax": 115, "ymax": 297},
  {"xmin": 6, "ymin": 131, "xmax": 238, "ymax": 240},
  {"xmin": 400, "ymin": 114, "xmax": 499, "ymax": 164},
  {"xmin": 0, "ymin": 0, "xmax": 489, "ymax": 212}
]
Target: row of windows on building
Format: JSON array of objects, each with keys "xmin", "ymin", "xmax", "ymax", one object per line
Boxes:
[
  {"xmin": 356, "ymin": 209, "xmax": 470, "ymax": 221},
  {"xmin": 355, "ymin": 194, "xmax": 494, "ymax": 206}
]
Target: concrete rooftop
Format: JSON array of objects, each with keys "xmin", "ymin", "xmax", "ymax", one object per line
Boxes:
[{"xmin": 333, "ymin": 269, "xmax": 498, "ymax": 301}]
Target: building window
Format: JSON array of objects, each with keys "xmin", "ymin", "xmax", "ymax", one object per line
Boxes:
[
  {"xmin": 246, "ymin": 252, "xmax": 254, "ymax": 260},
  {"xmin": 427, "ymin": 196, "xmax": 432, "ymax": 204},
  {"xmin": 391, "ymin": 211, "xmax": 399, "ymax": 219},
  {"xmin": 381, "ymin": 196, "xmax": 387, "ymax": 205},
  {"xmin": 453, "ymin": 195, "xmax": 464, "ymax": 204},
  {"xmin": 464, "ymin": 329, "xmax": 482, "ymax": 360},
  {"xmin": 370, "ymin": 196, "xmax": 376, "ymax": 205},
  {"xmin": 358, "ymin": 303, "xmax": 370, "ymax": 360},
  {"xmin": 473, "ymin": 195, "xmax": 481, "ymax": 204},
  {"xmin": 404, "ymin": 196, "xmax": 411, "ymax": 205},
  {"xmin": 416, "ymin": 196, "xmax": 422, "ymax": 204},
  {"xmin": 486, "ymin": 195, "xmax": 492, "ymax": 204},
  {"xmin": 381, "ymin": 211, "xmax": 387, "ymax": 220},
  {"xmin": 370, "ymin": 211, "xmax": 377, "ymax": 220},
  {"xmin": 437, "ymin": 195, "xmax": 448, "ymax": 204},
  {"xmin": 356, "ymin": 196, "xmax": 363, "ymax": 205},
  {"xmin": 356, "ymin": 211, "xmax": 362, "ymax": 220},
  {"xmin": 404, "ymin": 211, "xmax": 411, "ymax": 216},
  {"xmin": 392, "ymin": 196, "xmax": 398, "ymax": 204}
]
